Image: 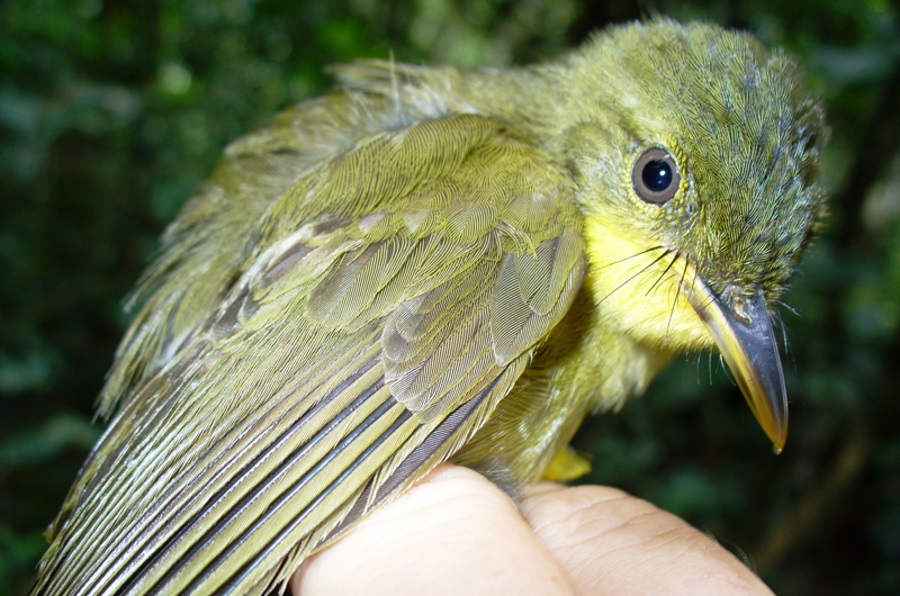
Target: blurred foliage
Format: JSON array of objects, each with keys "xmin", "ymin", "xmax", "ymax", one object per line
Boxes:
[{"xmin": 1, "ymin": 0, "xmax": 897, "ymax": 593}]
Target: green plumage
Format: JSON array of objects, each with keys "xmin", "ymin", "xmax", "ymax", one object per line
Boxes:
[{"xmin": 35, "ymin": 19, "xmax": 826, "ymax": 594}]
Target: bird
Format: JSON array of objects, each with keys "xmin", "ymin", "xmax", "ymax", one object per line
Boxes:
[{"xmin": 33, "ymin": 18, "xmax": 826, "ymax": 595}]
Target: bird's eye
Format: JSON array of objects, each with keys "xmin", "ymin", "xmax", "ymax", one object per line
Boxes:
[{"xmin": 633, "ymin": 148, "xmax": 680, "ymax": 204}]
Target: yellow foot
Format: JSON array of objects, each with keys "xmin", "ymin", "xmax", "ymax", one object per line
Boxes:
[{"xmin": 542, "ymin": 445, "xmax": 592, "ymax": 482}]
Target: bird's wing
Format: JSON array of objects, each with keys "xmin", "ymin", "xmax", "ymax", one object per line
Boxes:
[{"xmin": 35, "ymin": 111, "xmax": 585, "ymax": 595}]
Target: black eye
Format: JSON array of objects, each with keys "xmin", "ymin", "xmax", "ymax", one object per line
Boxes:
[{"xmin": 633, "ymin": 148, "xmax": 680, "ymax": 204}]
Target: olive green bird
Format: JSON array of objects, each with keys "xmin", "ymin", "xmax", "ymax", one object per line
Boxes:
[{"xmin": 34, "ymin": 19, "xmax": 826, "ymax": 595}]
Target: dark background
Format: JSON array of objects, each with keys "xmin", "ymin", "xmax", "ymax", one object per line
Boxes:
[{"xmin": 1, "ymin": 0, "xmax": 898, "ymax": 593}]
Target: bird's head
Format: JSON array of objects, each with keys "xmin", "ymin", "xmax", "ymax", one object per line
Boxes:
[{"xmin": 550, "ymin": 20, "xmax": 827, "ymax": 449}]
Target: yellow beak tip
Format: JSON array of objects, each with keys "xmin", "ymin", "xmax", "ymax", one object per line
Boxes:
[{"xmin": 771, "ymin": 433, "xmax": 786, "ymax": 454}]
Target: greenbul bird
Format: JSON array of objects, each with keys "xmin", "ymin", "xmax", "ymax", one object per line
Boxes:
[{"xmin": 34, "ymin": 18, "xmax": 826, "ymax": 595}]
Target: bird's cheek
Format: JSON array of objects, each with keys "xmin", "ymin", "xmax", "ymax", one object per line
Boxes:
[{"xmin": 582, "ymin": 220, "xmax": 714, "ymax": 353}]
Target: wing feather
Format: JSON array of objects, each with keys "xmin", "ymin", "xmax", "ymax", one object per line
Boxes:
[{"xmin": 35, "ymin": 101, "xmax": 584, "ymax": 595}]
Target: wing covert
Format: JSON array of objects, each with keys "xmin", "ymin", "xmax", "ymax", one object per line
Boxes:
[{"xmin": 35, "ymin": 107, "xmax": 585, "ymax": 595}]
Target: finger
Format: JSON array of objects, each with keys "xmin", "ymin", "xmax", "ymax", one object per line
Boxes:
[
  {"xmin": 520, "ymin": 483, "xmax": 773, "ymax": 595},
  {"xmin": 292, "ymin": 465, "xmax": 573, "ymax": 595}
]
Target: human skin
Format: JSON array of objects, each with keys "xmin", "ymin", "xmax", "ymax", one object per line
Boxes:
[{"xmin": 291, "ymin": 464, "xmax": 773, "ymax": 595}]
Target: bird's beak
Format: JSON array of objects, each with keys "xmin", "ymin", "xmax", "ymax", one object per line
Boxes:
[{"xmin": 685, "ymin": 280, "xmax": 789, "ymax": 452}]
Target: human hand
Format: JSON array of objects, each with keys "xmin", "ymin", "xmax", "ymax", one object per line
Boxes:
[{"xmin": 291, "ymin": 464, "xmax": 772, "ymax": 595}]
